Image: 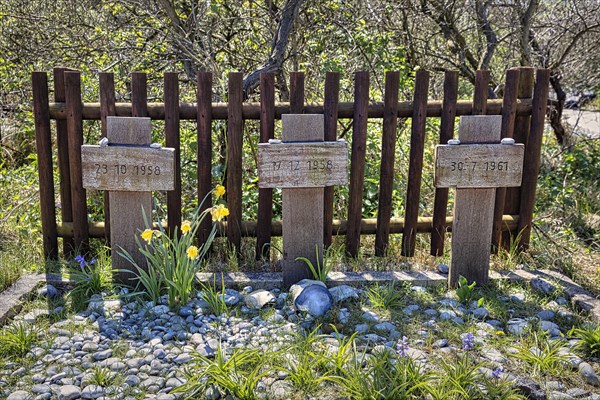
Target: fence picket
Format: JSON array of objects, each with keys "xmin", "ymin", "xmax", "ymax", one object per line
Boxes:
[
  {"xmin": 430, "ymin": 71, "xmax": 459, "ymax": 256},
  {"xmin": 227, "ymin": 72, "xmax": 243, "ymax": 255},
  {"xmin": 53, "ymin": 68, "xmax": 74, "ymax": 256},
  {"xmin": 402, "ymin": 70, "xmax": 429, "ymax": 257},
  {"xmin": 256, "ymin": 72, "xmax": 275, "ymax": 259},
  {"xmin": 346, "ymin": 71, "xmax": 370, "ymax": 257},
  {"xmin": 99, "ymin": 73, "xmax": 116, "ymax": 244},
  {"xmin": 323, "ymin": 72, "xmax": 340, "ymax": 247},
  {"xmin": 375, "ymin": 71, "xmax": 400, "ymax": 256},
  {"xmin": 165, "ymin": 72, "xmax": 181, "ymax": 236},
  {"xmin": 197, "ymin": 72, "xmax": 213, "ymax": 246}
]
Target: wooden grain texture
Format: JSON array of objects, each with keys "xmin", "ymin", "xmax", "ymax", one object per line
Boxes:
[
  {"xmin": 503, "ymin": 67, "xmax": 533, "ymax": 248},
  {"xmin": 323, "ymin": 72, "xmax": 340, "ymax": 247},
  {"xmin": 492, "ymin": 69, "xmax": 521, "ymax": 252},
  {"xmin": 473, "ymin": 70, "xmax": 490, "ymax": 115},
  {"xmin": 106, "ymin": 117, "xmax": 153, "ymax": 284},
  {"xmin": 517, "ymin": 69, "xmax": 551, "ymax": 250},
  {"xmin": 402, "ymin": 70, "xmax": 429, "ymax": 257},
  {"xmin": 289, "ymin": 72, "xmax": 305, "ymax": 113},
  {"xmin": 164, "ymin": 72, "xmax": 181, "ymax": 236},
  {"xmin": 434, "ymin": 144, "xmax": 524, "ymax": 188},
  {"xmin": 256, "ymin": 72, "xmax": 275, "ymax": 259},
  {"xmin": 258, "ymin": 142, "xmax": 347, "ymax": 188},
  {"xmin": 431, "ymin": 70, "xmax": 459, "ymax": 256},
  {"xmin": 64, "ymin": 71, "xmax": 89, "ymax": 251},
  {"xmin": 131, "ymin": 72, "xmax": 148, "ymax": 117},
  {"xmin": 99, "ymin": 72, "xmax": 116, "ymax": 244},
  {"xmin": 197, "ymin": 72, "xmax": 213, "ymax": 246},
  {"xmin": 227, "ymin": 72, "xmax": 243, "ymax": 255},
  {"xmin": 448, "ymin": 116, "xmax": 502, "ymax": 287},
  {"xmin": 346, "ymin": 71, "xmax": 370, "ymax": 257},
  {"xmin": 48, "ymin": 98, "xmax": 533, "ymax": 121},
  {"xmin": 32, "ymin": 72, "xmax": 58, "ymax": 259},
  {"xmin": 81, "ymin": 145, "xmax": 175, "ymax": 191},
  {"xmin": 281, "ymin": 114, "xmax": 324, "ymax": 287},
  {"xmin": 54, "ymin": 68, "xmax": 74, "ymax": 255},
  {"xmin": 375, "ymin": 71, "xmax": 400, "ymax": 256},
  {"xmin": 58, "ymin": 215, "xmax": 521, "ymax": 239}
]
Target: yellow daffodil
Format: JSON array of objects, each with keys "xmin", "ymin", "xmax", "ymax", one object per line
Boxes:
[
  {"xmin": 181, "ymin": 220, "xmax": 192, "ymax": 235},
  {"xmin": 187, "ymin": 245, "xmax": 199, "ymax": 260},
  {"xmin": 215, "ymin": 184, "xmax": 226, "ymax": 199},
  {"xmin": 210, "ymin": 204, "xmax": 229, "ymax": 222},
  {"xmin": 141, "ymin": 229, "xmax": 153, "ymax": 244}
]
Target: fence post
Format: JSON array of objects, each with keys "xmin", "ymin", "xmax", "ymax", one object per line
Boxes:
[
  {"xmin": 32, "ymin": 72, "xmax": 58, "ymax": 260},
  {"xmin": 491, "ymin": 69, "xmax": 520, "ymax": 252},
  {"xmin": 323, "ymin": 72, "xmax": 340, "ymax": 248},
  {"xmin": 227, "ymin": 72, "xmax": 243, "ymax": 256},
  {"xmin": 256, "ymin": 72, "xmax": 275, "ymax": 259},
  {"xmin": 54, "ymin": 68, "xmax": 74, "ymax": 256},
  {"xmin": 64, "ymin": 71, "xmax": 89, "ymax": 252},
  {"xmin": 430, "ymin": 70, "xmax": 459, "ymax": 256},
  {"xmin": 197, "ymin": 72, "xmax": 213, "ymax": 246},
  {"xmin": 402, "ymin": 70, "xmax": 429, "ymax": 257},
  {"xmin": 165, "ymin": 72, "xmax": 181, "ymax": 236},
  {"xmin": 346, "ymin": 71, "xmax": 369, "ymax": 257},
  {"xmin": 99, "ymin": 72, "xmax": 116, "ymax": 245},
  {"xmin": 375, "ymin": 71, "xmax": 400, "ymax": 256},
  {"xmin": 518, "ymin": 69, "xmax": 551, "ymax": 250}
]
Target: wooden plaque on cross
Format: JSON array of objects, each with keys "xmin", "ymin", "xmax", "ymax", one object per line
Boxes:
[
  {"xmin": 434, "ymin": 115, "xmax": 524, "ymax": 287},
  {"xmin": 81, "ymin": 116, "xmax": 176, "ymax": 284},
  {"xmin": 257, "ymin": 114, "xmax": 348, "ymax": 287}
]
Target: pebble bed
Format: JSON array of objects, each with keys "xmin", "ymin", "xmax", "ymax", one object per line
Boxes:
[{"xmin": 1, "ymin": 274, "xmax": 600, "ymax": 400}]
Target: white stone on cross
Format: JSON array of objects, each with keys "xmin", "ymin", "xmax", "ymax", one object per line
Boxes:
[
  {"xmin": 81, "ymin": 116, "xmax": 175, "ymax": 284},
  {"xmin": 257, "ymin": 114, "xmax": 348, "ymax": 287},
  {"xmin": 434, "ymin": 115, "xmax": 524, "ymax": 287}
]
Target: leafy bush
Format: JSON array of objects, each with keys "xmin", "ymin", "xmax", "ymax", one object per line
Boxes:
[{"xmin": 456, "ymin": 275, "xmax": 476, "ymax": 304}]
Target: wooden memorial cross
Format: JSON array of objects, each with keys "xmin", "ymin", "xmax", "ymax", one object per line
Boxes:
[
  {"xmin": 81, "ymin": 117, "xmax": 175, "ymax": 284},
  {"xmin": 258, "ymin": 114, "xmax": 348, "ymax": 287},
  {"xmin": 434, "ymin": 115, "xmax": 524, "ymax": 287}
]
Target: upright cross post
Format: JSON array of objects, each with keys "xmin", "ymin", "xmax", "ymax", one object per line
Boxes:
[
  {"xmin": 258, "ymin": 114, "xmax": 348, "ymax": 288},
  {"xmin": 434, "ymin": 116, "xmax": 524, "ymax": 287},
  {"xmin": 81, "ymin": 116, "xmax": 175, "ymax": 284}
]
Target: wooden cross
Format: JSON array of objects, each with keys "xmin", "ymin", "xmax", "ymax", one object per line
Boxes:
[
  {"xmin": 434, "ymin": 115, "xmax": 524, "ymax": 287},
  {"xmin": 258, "ymin": 114, "xmax": 348, "ymax": 287},
  {"xmin": 81, "ymin": 117, "xmax": 175, "ymax": 284}
]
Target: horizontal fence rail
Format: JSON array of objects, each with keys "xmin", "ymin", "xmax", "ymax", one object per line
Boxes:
[{"xmin": 33, "ymin": 67, "xmax": 550, "ymax": 262}]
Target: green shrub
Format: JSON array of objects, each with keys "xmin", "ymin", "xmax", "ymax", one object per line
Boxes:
[{"xmin": 569, "ymin": 324, "xmax": 600, "ymax": 358}]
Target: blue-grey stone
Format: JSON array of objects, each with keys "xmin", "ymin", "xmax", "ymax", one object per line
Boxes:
[
  {"xmin": 37, "ymin": 285, "xmax": 59, "ymax": 299},
  {"xmin": 403, "ymin": 304, "xmax": 420, "ymax": 316},
  {"xmin": 433, "ymin": 339, "xmax": 448, "ymax": 348},
  {"xmin": 472, "ymin": 307, "xmax": 489, "ymax": 319},
  {"xmin": 537, "ymin": 310, "xmax": 555, "ymax": 320},
  {"xmin": 178, "ymin": 307, "xmax": 193, "ymax": 317},
  {"xmin": 337, "ymin": 308, "xmax": 350, "ymax": 324},
  {"xmin": 362, "ymin": 311, "xmax": 381, "ymax": 323},
  {"xmin": 329, "ymin": 285, "xmax": 360, "ymax": 303},
  {"xmin": 294, "ymin": 285, "xmax": 333, "ymax": 317},
  {"xmin": 58, "ymin": 385, "xmax": 81, "ymax": 400},
  {"xmin": 530, "ymin": 278, "xmax": 557, "ymax": 295},
  {"xmin": 437, "ymin": 264, "xmax": 449, "ymax": 274},
  {"xmin": 355, "ymin": 323, "xmax": 369, "ymax": 334},
  {"xmin": 579, "ymin": 362, "xmax": 600, "ymax": 387},
  {"xmin": 373, "ymin": 322, "xmax": 396, "ymax": 333}
]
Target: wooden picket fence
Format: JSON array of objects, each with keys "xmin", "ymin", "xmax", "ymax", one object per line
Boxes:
[{"xmin": 32, "ymin": 67, "xmax": 550, "ymax": 262}]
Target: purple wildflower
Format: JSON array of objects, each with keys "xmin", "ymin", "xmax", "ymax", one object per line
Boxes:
[
  {"xmin": 492, "ymin": 366, "xmax": 503, "ymax": 379},
  {"xmin": 90, "ymin": 258, "xmax": 96, "ymax": 265},
  {"xmin": 75, "ymin": 255, "xmax": 87, "ymax": 268},
  {"xmin": 396, "ymin": 336, "xmax": 409, "ymax": 357},
  {"xmin": 462, "ymin": 332, "xmax": 475, "ymax": 350}
]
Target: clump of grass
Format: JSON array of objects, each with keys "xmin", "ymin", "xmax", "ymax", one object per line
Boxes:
[
  {"xmin": 366, "ymin": 281, "xmax": 407, "ymax": 310},
  {"xmin": 68, "ymin": 251, "xmax": 114, "ymax": 305},
  {"xmin": 296, "ymin": 245, "xmax": 339, "ymax": 283},
  {"xmin": 0, "ymin": 248, "xmax": 22, "ymax": 291},
  {"xmin": 0, "ymin": 321, "xmax": 41, "ymax": 359},
  {"xmin": 510, "ymin": 332, "xmax": 567, "ymax": 376},
  {"xmin": 568, "ymin": 324, "xmax": 600, "ymax": 358},
  {"xmin": 200, "ymin": 275, "xmax": 228, "ymax": 316},
  {"xmin": 174, "ymin": 345, "xmax": 273, "ymax": 400},
  {"xmin": 86, "ymin": 366, "xmax": 114, "ymax": 387}
]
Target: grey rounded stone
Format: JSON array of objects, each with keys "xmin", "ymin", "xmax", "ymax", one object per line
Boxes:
[
  {"xmin": 37, "ymin": 285, "xmax": 59, "ymax": 299},
  {"xmin": 433, "ymin": 339, "xmax": 448, "ymax": 348},
  {"xmin": 537, "ymin": 310, "xmax": 555, "ymax": 321},
  {"xmin": 437, "ymin": 264, "xmax": 449, "ymax": 274},
  {"xmin": 328, "ymin": 285, "xmax": 360, "ymax": 303},
  {"xmin": 81, "ymin": 385, "xmax": 105, "ymax": 400},
  {"xmin": 472, "ymin": 307, "xmax": 489, "ymax": 319},
  {"xmin": 530, "ymin": 278, "xmax": 557, "ymax": 295},
  {"xmin": 58, "ymin": 385, "xmax": 81, "ymax": 400},
  {"xmin": 294, "ymin": 285, "xmax": 333, "ymax": 317},
  {"xmin": 579, "ymin": 362, "xmax": 600, "ymax": 387},
  {"xmin": 7, "ymin": 391, "xmax": 33, "ymax": 400},
  {"xmin": 244, "ymin": 290, "xmax": 275, "ymax": 309}
]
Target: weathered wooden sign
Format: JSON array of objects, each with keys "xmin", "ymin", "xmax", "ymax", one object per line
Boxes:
[
  {"xmin": 81, "ymin": 145, "xmax": 175, "ymax": 191},
  {"xmin": 258, "ymin": 114, "xmax": 348, "ymax": 287},
  {"xmin": 81, "ymin": 116, "xmax": 175, "ymax": 284},
  {"xmin": 257, "ymin": 141, "xmax": 347, "ymax": 188},
  {"xmin": 434, "ymin": 115, "xmax": 524, "ymax": 287},
  {"xmin": 435, "ymin": 143, "xmax": 524, "ymax": 188}
]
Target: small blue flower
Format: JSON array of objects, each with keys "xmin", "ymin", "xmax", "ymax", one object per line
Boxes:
[
  {"xmin": 492, "ymin": 366, "xmax": 503, "ymax": 379},
  {"xmin": 462, "ymin": 332, "xmax": 475, "ymax": 350},
  {"xmin": 90, "ymin": 258, "xmax": 96, "ymax": 265},
  {"xmin": 396, "ymin": 336, "xmax": 409, "ymax": 357},
  {"xmin": 75, "ymin": 255, "xmax": 86, "ymax": 268}
]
